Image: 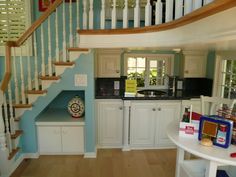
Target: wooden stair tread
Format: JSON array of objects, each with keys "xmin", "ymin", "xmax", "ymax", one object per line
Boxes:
[
  {"xmin": 39, "ymin": 76, "xmax": 61, "ymax": 80},
  {"xmin": 27, "ymin": 90, "xmax": 47, "ymax": 94},
  {"xmin": 8, "ymin": 147, "xmax": 20, "ymax": 160},
  {"xmin": 67, "ymin": 47, "xmax": 89, "ymax": 52},
  {"xmin": 54, "ymin": 61, "xmax": 75, "ymax": 66},
  {"xmin": 11, "ymin": 130, "xmax": 23, "ymax": 139},
  {"xmin": 14, "ymin": 103, "xmax": 33, "ymax": 108}
]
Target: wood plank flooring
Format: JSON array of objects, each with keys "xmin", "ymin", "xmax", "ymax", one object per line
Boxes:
[{"xmin": 10, "ymin": 149, "xmax": 176, "ymax": 177}]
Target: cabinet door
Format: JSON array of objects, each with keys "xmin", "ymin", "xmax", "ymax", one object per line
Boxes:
[
  {"xmin": 97, "ymin": 101, "xmax": 123, "ymax": 147},
  {"xmin": 130, "ymin": 102, "xmax": 156, "ymax": 147},
  {"xmin": 97, "ymin": 53, "xmax": 120, "ymax": 77},
  {"xmin": 183, "ymin": 51, "xmax": 207, "ymax": 78},
  {"xmin": 156, "ymin": 102, "xmax": 181, "ymax": 147},
  {"xmin": 37, "ymin": 126, "xmax": 61, "ymax": 154},
  {"xmin": 62, "ymin": 126, "xmax": 84, "ymax": 153}
]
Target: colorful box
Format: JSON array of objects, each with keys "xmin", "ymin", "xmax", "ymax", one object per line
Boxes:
[{"xmin": 179, "ymin": 121, "xmax": 199, "ymax": 139}]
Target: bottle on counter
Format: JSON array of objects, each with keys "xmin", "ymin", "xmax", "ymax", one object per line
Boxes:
[{"xmin": 182, "ymin": 107, "xmax": 189, "ymax": 122}]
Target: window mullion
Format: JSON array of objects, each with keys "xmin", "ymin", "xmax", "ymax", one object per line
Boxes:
[{"xmin": 228, "ymin": 60, "xmax": 234, "ymax": 98}]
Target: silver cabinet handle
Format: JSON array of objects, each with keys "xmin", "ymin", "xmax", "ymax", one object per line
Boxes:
[
  {"xmin": 152, "ymin": 108, "xmax": 156, "ymax": 111},
  {"xmin": 158, "ymin": 108, "xmax": 161, "ymax": 111}
]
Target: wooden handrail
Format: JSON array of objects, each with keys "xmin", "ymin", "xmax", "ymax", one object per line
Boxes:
[
  {"xmin": 0, "ymin": 0, "xmax": 63, "ymax": 92},
  {"xmin": 78, "ymin": 0, "xmax": 236, "ymax": 35}
]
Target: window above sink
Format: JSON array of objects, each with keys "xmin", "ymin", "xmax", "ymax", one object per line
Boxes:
[{"xmin": 124, "ymin": 53, "xmax": 174, "ymax": 89}]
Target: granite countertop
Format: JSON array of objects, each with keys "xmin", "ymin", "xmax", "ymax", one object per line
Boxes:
[{"xmin": 96, "ymin": 90, "xmax": 202, "ymax": 100}]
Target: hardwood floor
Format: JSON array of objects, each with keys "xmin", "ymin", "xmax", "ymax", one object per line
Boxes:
[{"xmin": 10, "ymin": 149, "xmax": 176, "ymax": 177}]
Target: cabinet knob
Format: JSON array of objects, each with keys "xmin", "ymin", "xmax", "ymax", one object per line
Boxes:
[
  {"xmin": 158, "ymin": 108, "xmax": 161, "ymax": 111},
  {"xmin": 152, "ymin": 108, "xmax": 156, "ymax": 111},
  {"xmin": 119, "ymin": 106, "xmax": 123, "ymax": 110},
  {"xmin": 184, "ymin": 70, "xmax": 189, "ymax": 74},
  {"xmin": 116, "ymin": 70, "xmax": 120, "ymax": 73}
]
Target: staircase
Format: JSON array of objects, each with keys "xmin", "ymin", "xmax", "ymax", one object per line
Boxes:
[{"xmin": 0, "ymin": 0, "xmax": 234, "ymax": 176}]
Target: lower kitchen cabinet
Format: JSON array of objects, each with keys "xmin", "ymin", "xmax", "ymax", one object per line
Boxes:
[
  {"xmin": 36, "ymin": 109, "xmax": 85, "ymax": 155},
  {"xmin": 96, "ymin": 99, "xmax": 123, "ymax": 148},
  {"xmin": 129, "ymin": 101, "xmax": 181, "ymax": 148}
]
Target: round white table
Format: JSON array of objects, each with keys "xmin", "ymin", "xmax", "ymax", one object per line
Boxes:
[{"xmin": 167, "ymin": 121, "xmax": 236, "ymax": 177}]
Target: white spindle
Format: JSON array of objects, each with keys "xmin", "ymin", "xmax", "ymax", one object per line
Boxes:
[
  {"xmin": 62, "ymin": 1, "xmax": 67, "ymax": 62},
  {"xmin": 145, "ymin": 0, "xmax": 151, "ymax": 26},
  {"xmin": 134, "ymin": 0, "xmax": 140, "ymax": 27},
  {"xmin": 204, "ymin": 0, "xmax": 213, "ymax": 5},
  {"xmin": 13, "ymin": 48, "xmax": 19, "ymax": 104},
  {"xmin": 55, "ymin": 7, "xmax": 60, "ymax": 62},
  {"xmin": 184, "ymin": 0, "xmax": 193, "ymax": 15},
  {"xmin": 76, "ymin": 0, "xmax": 80, "ymax": 44},
  {"xmin": 69, "ymin": 0, "xmax": 73, "ymax": 46},
  {"xmin": 33, "ymin": 33, "xmax": 39, "ymax": 90},
  {"xmin": 155, "ymin": 0, "xmax": 162, "ymax": 25},
  {"xmin": 83, "ymin": 0, "xmax": 88, "ymax": 29},
  {"xmin": 175, "ymin": 0, "xmax": 183, "ymax": 19},
  {"xmin": 27, "ymin": 46, "xmax": 32, "ymax": 91},
  {"xmin": 3, "ymin": 94, "xmax": 12, "ymax": 152},
  {"xmin": 20, "ymin": 47, "xmax": 26, "ymax": 104},
  {"xmin": 193, "ymin": 0, "xmax": 202, "ymax": 10},
  {"xmin": 41, "ymin": 25, "xmax": 46, "ymax": 76},
  {"xmin": 89, "ymin": 0, "xmax": 94, "ymax": 29},
  {"xmin": 165, "ymin": 0, "xmax": 173, "ymax": 22},
  {"xmin": 8, "ymin": 86, "xmax": 15, "ymax": 135},
  {"xmin": 123, "ymin": 0, "xmax": 128, "ymax": 28},
  {"xmin": 111, "ymin": 0, "xmax": 117, "ymax": 29},
  {"xmin": 48, "ymin": 17, "xmax": 52, "ymax": 76},
  {"xmin": 100, "ymin": 0, "xmax": 105, "ymax": 29},
  {"xmin": 0, "ymin": 90, "xmax": 6, "ymax": 150}
]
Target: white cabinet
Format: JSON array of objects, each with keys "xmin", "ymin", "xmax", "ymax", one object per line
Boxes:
[
  {"xmin": 96, "ymin": 100, "xmax": 123, "ymax": 148},
  {"xmin": 36, "ymin": 109, "xmax": 85, "ymax": 155},
  {"xmin": 182, "ymin": 51, "xmax": 207, "ymax": 78},
  {"xmin": 37, "ymin": 125, "xmax": 84, "ymax": 154},
  {"xmin": 96, "ymin": 49, "xmax": 121, "ymax": 78},
  {"xmin": 129, "ymin": 101, "xmax": 181, "ymax": 148}
]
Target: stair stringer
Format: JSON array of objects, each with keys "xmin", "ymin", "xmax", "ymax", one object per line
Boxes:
[{"xmin": 18, "ymin": 51, "xmax": 95, "ymax": 156}]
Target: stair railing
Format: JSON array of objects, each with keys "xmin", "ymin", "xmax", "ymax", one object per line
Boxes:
[{"xmin": 0, "ymin": 0, "xmax": 85, "ymax": 156}]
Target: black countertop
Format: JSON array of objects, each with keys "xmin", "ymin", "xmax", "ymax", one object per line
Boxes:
[{"xmin": 95, "ymin": 90, "xmax": 202, "ymax": 100}]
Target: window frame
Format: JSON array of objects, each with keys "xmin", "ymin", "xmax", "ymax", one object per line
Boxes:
[
  {"xmin": 124, "ymin": 53, "xmax": 174, "ymax": 89},
  {"xmin": 0, "ymin": 0, "xmax": 32, "ymax": 56}
]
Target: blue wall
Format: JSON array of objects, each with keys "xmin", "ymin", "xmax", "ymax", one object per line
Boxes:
[{"xmin": 20, "ymin": 52, "xmax": 95, "ymax": 153}]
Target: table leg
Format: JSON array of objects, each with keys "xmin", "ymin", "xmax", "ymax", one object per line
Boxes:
[
  {"xmin": 205, "ymin": 160, "xmax": 218, "ymax": 177},
  {"xmin": 175, "ymin": 147, "xmax": 185, "ymax": 177}
]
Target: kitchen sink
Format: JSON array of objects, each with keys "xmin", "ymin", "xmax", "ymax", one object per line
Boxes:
[{"xmin": 137, "ymin": 89, "xmax": 167, "ymax": 97}]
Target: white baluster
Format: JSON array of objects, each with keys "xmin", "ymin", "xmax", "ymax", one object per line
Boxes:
[
  {"xmin": 55, "ymin": 7, "xmax": 60, "ymax": 62},
  {"xmin": 145, "ymin": 0, "xmax": 151, "ymax": 26},
  {"xmin": 27, "ymin": 46, "xmax": 32, "ymax": 91},
  {"xmin": 193, "ymin": 0, "xmax": 202, "ymax": 10},
  {"xmin": 8, "ymin": 86, "xmax": 15, "ymax": 135},
  {"xmin": 20, "ymin": 47, "xmax": 26, "ymax": 104},
  {"xmin": 41, "ymin": 25, "xmax": 46, "ymax": 76},
  {"xmin": 100, "ymin": 0, "xmax": 105, "ymax": 29},
  {"xmin": 175, "ymin": 0, "xmax": 183, "ymax": 19},
  {"xmin": 0, "ymin": 89, "xmax": 6, "ymax": 151},
  {"xmin": 69, "ymin": 0, "xmax": 73, "ymax": 46},
  {"xmin": 123, "ymin": 0, "xmax": 128, "ymax": 28},
  {"xmin": 3, "ymin": 94, "xmax": 12, "ymax": 152},
  {"xmin": 63, "ymin": 0, "xmax": 67, "ymax": 62},
  {"xmin": 48, "ymin": 17, "xmax": 52, "ymax": 76},
  {"xmin": 83, "ymin": 0, "xmax": 88, "ymax": 29},
  {"xmin": 76, "ymin": 0, "xmax": 80, "ymax": 44},
  {"xmin": 184, "ymin": 0, "xmax": 193, "ymax": 15},
  {"xmin": 204, "ymin": 0, "xmax": 213, "ymax": 5},
  {"xmin": 89, "ymin": 0, "xmax": 94, "ymax": 29},
  {"xmin": 111, "ymin": 0, "xmax": 117, "ymax": 29},
  {"xmin": 13, "ymin": 48, "xmax": 19, "ymax": 104},
  {"xmin": 33, "ymin": 33, "xmax": 39, "ymax": 90},
  {"xmin": 155, "ymin": 0, "xmax": 162, "ymax": 25},
  {"xmin": 134, "ymin": 0, "xmax": 140, "ymax": 27},
  {"xmin": 165, "ymin": 0, "xmax": 173, "ymax": 22}
]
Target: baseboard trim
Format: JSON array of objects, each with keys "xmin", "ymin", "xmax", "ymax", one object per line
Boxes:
[
  {"xmin": 24, "ymin": 152, "xmax": 40, "ymax": 159},
  {"xmin": 84, "ymin": 152, "xmax": 97, "ymax": 158}
]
